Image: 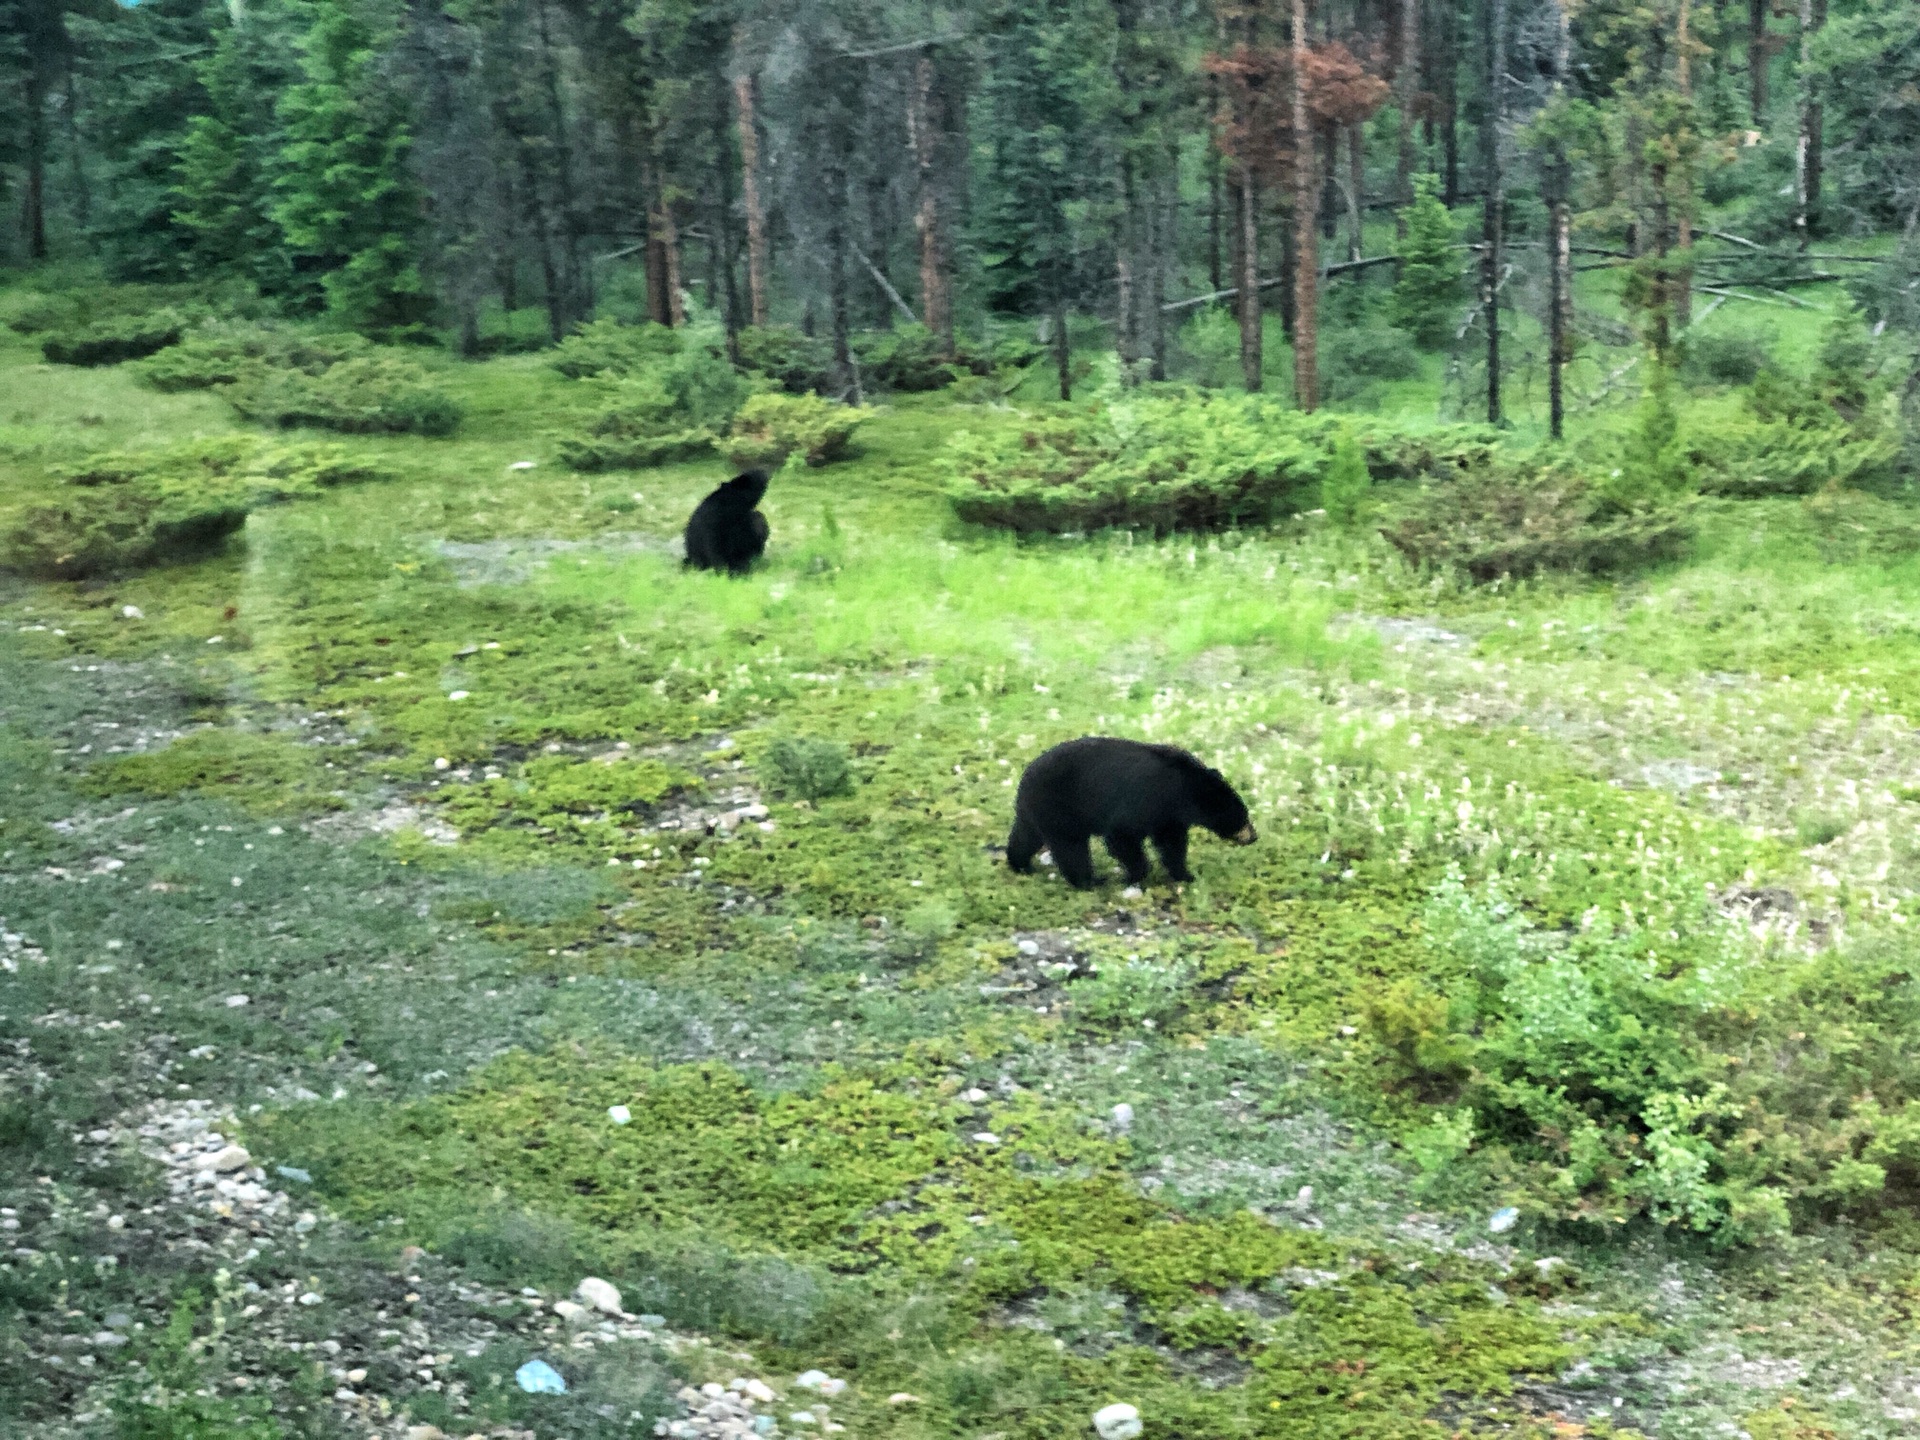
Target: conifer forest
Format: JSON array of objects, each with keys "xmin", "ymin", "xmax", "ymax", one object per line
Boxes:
[{"xmin": 11, "ymin": 2, "xmax": 1920, "ymax": 1438}]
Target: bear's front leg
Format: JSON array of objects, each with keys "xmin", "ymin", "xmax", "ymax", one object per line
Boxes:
[
  {"xmin": 1104, "ymin": 833, "xmax": 1151, "ymax": 885},
  {"xmin": 1151, "ymin": 826, "xmax": 1194, "ymax": 883}
]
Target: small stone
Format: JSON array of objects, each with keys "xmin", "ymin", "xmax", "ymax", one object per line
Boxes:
[
  {"xmin": 608, "ymin": 1105, "xmax": 632, "ymax": 1125},
  {"xmin": 794, "ymin": 1370, "xmax": 830, "ymax": 1391},
  {"xmin": 91, "ymin": 1331, "xmax": 128, "ymax": 1349},
  {"xmin": 1016, "ymin": 940, "xmax": 1040, "ymax": 956},
  {"xmin": 744, "ymin": 1379, "xmax": 776, "ymax": 1403},
  {"xmin": 447, "ymin": 691, "xmax": 470, "ymax": 702},
  {"xmin": 434, "ymin": 757, "xmax": 451, "ymax": 770},
  {"xmin": 577, "ymin": 1276, "xmax": 624, "ymax": 1316},
  {"xmin": 121, "ymin": 605, "xmax": 144, "ymax": 619},
  {"xmin": 1489, "ymin": 1207, "xmax": 1520, "ymax": 1234},
  {"xmin": 962, "ymin": 1088, "xmax": 989, "ymax": 1103},
  {"xmin": 225, "ymin": 993, "xmax": 249, "ymax": 1008},
  {"xmin": 294, "ymin": 1212, "xmax": 317, "ymax": 1234},
  {"xmin": 972, "ymin": 1132, "xmax": 1000, "ymax": 1145},
  {"xmin": 1094, "ymin": 1403, "xmax": 1143, "ymax": 1440},
  {"xmin": 553, "ymin": 1300, "xmax": 587, "ymax": 1324},
  {"xmin": 407, "ymin": 1427, "xmax": 447, "ymax": 1440},
  {"xmin": 346, "ymin": 1368, "xmax": 367, "ymax": 1383},
  {"xmin": 1295, "ymin": 1185, "xmax": 1314, "ymax": 1208},
  {"xmin": 508, "ymin": 460, "xmax": 537, "ymax": 471},
  {"xmin": 887, "ymin": 1392, "xmax": 921, "ymax": 1405},
  {"xmin": 637, "ymin": 1313, "xmax": 667, "ymax": 1327},
  {"xmin": 788, "ymin": 1412, "xmax": 816, "ymax": 1427},
  {"xmin": 194, "ymin": 1146, "xmax": 251, "ymax": 1174},
  {"xmin": 297, "ymin": 1292, "xmax": 322, "ymax": 1306},
  {"xmin": 701, "ymin": 1382, "xmax": 727, "ymax": 1398},
  {"xmin": 1120, "ymin": 886, "xmax": 1143, "ymax": 900},
  {"xmin": 1110, "ymin": 1103, "xmax": 1133, "ymax": 1132}
]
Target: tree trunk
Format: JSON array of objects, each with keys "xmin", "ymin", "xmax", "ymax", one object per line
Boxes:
[
  {"xmin": 1674, "ymin": 0, "xmax": 1693, "ymax": 327},
  {"xmin": 1794, "ymin": 0, "xmax": 1825, "ymax": 248},
  {"xmin": 62, "ymin": 51, "xmax": 89, "ymax": 233},
  {"xmin": 1292, "ymin": 0, "xmax": 1317, "ymax": 412},
  {"xmin": 1748, "ymin": 0, "xmax": 1769, "ymax": 124},
  {"xmin": 1395, "ymin": 0, "xmax": 1418, "ymax": 215},
  {"xmin": 1207, "ymin": 73, "xmax": 1224, "ymax": 293},
  {"xmin": 1117, "ymin": 154, "xmax": 1139, "ymax": 383},
  {"xmin": 908, "ymin": 50, "xmax": 954, "ymax": 355},
  {"xmin": 1346, "ymin": 123, "xmax": 1365, "ymax": 263},
  {"xmin": 1439, "ymin": 0, "xmax": 1460, "ymax": 206},
  {"xmin": 827, "ymin": 156, "xmax": 854, "ymax": 399},
  {"xmin": 1320, "ymin": 127, "xmax": 1339, "ymax": 242},
  {"xmin": 1479, "ymin": 0, "xmax": 1504, "ymax": 424},
  {"xmin": 733, "ymin": 66, "xmax": 770, "ymax": 328},
  {"xmin": 1239, "ymin": 164, "xmax": 1263, "ymax": 393},
  {"xmin": 1053, "ymin": 289, "xmax": 1072, "ymax": 401},
  {"xmin": 716, "ymin": 89, "xmax": 742, "ymax": 345},
  {"xmin": 534, "ymin": 0, "xmax": 584, "ymax": 325},
  {"xmin": 24, "ymin": 72, "xmax": 47, "ymax": 261},
  {"xmin": 1148, "ymin": 159, "xmax": 1172, "ymax": 380},
  {"xmin": 1548, "ymin": 0, "xmax": 1571, "ymax": 440}
]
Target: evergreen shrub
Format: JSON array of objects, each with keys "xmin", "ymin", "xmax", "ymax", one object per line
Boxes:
[
  {"xmin": 0, "ymin": 436, "xmax": 393, "ymax": 579},
  {"xmin": 943, "ymin": 395, "xmax": 1496, "ymax": 534},
  {"xmin": 229, "ymin": 353, "xmax": 463, "ymax": 436},
  {"xmin": 553, "ymin": 320, "xmax": 746, "ymax": 471},
  {"xmin": 135, "ymin": 322, "xmax": 368, "ymax": 391},
  {"xmin": 41, "ymin": 308, "xmax": 195, "ymax": 367},
  {"xmin": 720, "ymin": 393, "xmax": 870, "ymax": 471}
]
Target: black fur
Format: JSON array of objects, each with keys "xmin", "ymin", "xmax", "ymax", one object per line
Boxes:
[
  {"xmin": 684, "ymin": 470, "xmax": 771, "ymax": 574},
  {"xmin": 1006, "ymin": 736, "xmax": 1256, "ymax": 889}
]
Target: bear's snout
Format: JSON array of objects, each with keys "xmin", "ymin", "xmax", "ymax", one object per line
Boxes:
[{"xmin": 1232, "ymin": 823, "xmax": 1257, "ymax": 845}]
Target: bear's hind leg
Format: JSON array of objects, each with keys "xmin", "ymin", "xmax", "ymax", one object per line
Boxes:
[
  {"xmin": 1151, "ymin": 826, "xmax": 1194, "ymax": 882},
  {"xmin": 1006, "ymin": 812, "xmax": 1043, "ymax": 873},
  {"xmin": 1051, "ymin": 834, "xmax": 1098, "ymax": 889},
  {"xmin": 1104, "ymin": 833, "xmax": 1150, "ymax": 885}
]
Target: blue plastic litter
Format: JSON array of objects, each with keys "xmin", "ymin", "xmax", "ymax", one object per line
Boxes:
[
  {"xmin": 1488, "ymin": 1206, "xmax": 1520, "ymax": 1234},
  {"xmin": 275, "ymin": 1165, "xmax": 312, "ymax": 1184},
  {"xmin": 637, "ymin": 1313, "xmax": 667, "ymax": 1327},
  {"xmin": 515, "ymin": 1358, "xmax": 568, "ymax": 1394},
  {"xmin": 753, "ymin": 1418, "xmax": 776, "ymax": 1436}
]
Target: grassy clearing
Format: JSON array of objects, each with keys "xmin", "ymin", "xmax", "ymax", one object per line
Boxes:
[{"xmin": 7, "ymin": 277, "xmax": 1920, "ymax": 1439}]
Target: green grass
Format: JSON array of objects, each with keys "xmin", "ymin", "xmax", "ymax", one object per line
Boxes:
[{"xmin": 8, "ymin": 268, "xmax": 1920, "ymax": 1438}]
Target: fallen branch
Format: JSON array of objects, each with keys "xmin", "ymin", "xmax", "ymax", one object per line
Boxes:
[
  {"xmin": 850, "ymin": 246, "xmax": 919, "ymax": 326},
  {"xmin": 1696, "ymin": 285, "xmax": 1799, "ymax": 309},
  {"xmin": 1160, "ymin": 254, "xmax": 1401, "ymax": 312}
]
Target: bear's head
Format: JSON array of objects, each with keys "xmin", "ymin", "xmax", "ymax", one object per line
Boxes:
[
  {"xmin": 726, "ymin": 469, "xmax": 771, "ymax": 506},
  {"xmin": 1194, "ymin": 765, "xmax": 1257, "ymax": 845}
]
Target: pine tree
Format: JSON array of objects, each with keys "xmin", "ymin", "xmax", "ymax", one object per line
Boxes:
[
  {"xmin": 272, "ymin": 0, "xmax": 432, "ymax": 337},
  {"xmin": 1388, "ymin": 173, "xmax": 1461, "ymax": 348}
]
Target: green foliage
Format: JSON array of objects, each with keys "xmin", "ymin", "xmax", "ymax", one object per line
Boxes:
[
  {"xmin": 1320, "ymin": 428, "xmax": 1373, "ymax": 526},
  {"xmin": 1318, "ymin": 324, "xmax": 1423, "ymax": 403},
  {"xmin": 41, "ymin": 308, "xmax": 193, "ymax": 367},
  {"xmin": 1173, "ymin": 306, "xmax": 1242, "ymax": 389},
  {"xmin": 134, "ymin": 323, "xmax": 368, "ymax": 391},
  {"xmin": 1382, "ymin": 459, "xmax": 1694, "ymax": 581},
  {"xmin": 1608, "ymin": 364, "xmax": 1693, "ymax": 507},
  {"xmin": 1388, "ymin": 174, "xmax": 1464, "ymax": 349},
  {"xmin": 0, "ymin": 435, "xmax": 394, "ymax": 579},
  {"xmin": 270, "ymin": 0, "xmax": 432, "ymax": 338},
  {"xmin": 80, "ymin": 728, "xmax": 346, "ymax": 815},
  {"xmin": 548, "ymin": 319, "xmax": 683, "ymax": 380},
  {"xmin": 435, "ymin": 755, "xmax": 685, "ymax": 852},
  {"xmin": 109, "ymin": 1294, "xmax": 285, "ymax": 1440},
  {"xmin": 1681, "ymin": 324, "xmax": 1774, "ymax": 387},
  {"xmin": 1069, "ymin": 956, "xmax": 1194, "ymax": 1034},
  {"xmin": 851, "ymin": 323, "xmax": 1010, "ymax": 393},
  {"xmin": 720, "ymin": 393, "xmax": 871, "ymax": 470},
  {"xmin": 554, "ymin": 320, "xmax": 746, "ymax": 471},
  {"xmin": 945, "ymin": 397, "xmax": 1492, "ymax": 535},
  {"xmin": 733, "ymin": 325, "xmax": 837, "ymax": 395},
  {"xmin": 229, "ymin": 353, "xmax": 463, "ymax": 436},
  {"xmin": 759, "ymin": 735, "xmax": 853, "ymax": 802}
]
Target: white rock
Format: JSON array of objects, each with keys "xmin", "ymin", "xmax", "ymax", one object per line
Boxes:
[
  {"xmin": 553, "ymin": 1299, "xmax": 588, "ymax": 1323},
  {"xmin": 1120, "ymin": 886, "xmax": 1143, "ymax": 900},
  {"xmin": 447, "ymin": 691, "xmax": 470, "ymax": 702},
  {"xmin": 406, "ymin": 1426, "xmax": 447, "ymax": 1440},
  {"xmin": 508, "ymin": 461, "xmax": 537, "ymax": 471},
  {"xmin": 297, "ymin": 1291, "xmax": 322, "ymax": 1306},
  {"xmin": 788, "ymin": 1412, "xmax": 816, "ymax": 1426},
  {"xmin": 121, "ymin": 605, "xmax": 143, "ymax": 620},
  {"xmin": 1295, "ymin": 1185, "xmax": 1314, "ymax": 1208},
  {"xmin": 887, "ymin": 1392, "xmax": 921, "ymax": 1405},
  {"xmin": 433, "ymin": 757, "xmax": 451, "ymax": 770},
  {"xmin": 744, "ymin": 1378, "xmax": 776, "ymax": 1403},
  {"xmin": 577, "ymin": 1276, "xmax": 624, "ymax": 1316},
  {"xmin": 194, "ymin": 1145, "xmax": 251, "ymax": 1173},
  {"xmin": 962, "ymin": 1088, "xmax": 989, "ymax": 1103},
  {"xmin": 1094, "ymin": 1403, "xmax": 1143, "ymax": 1440},
  {"xmin": 608, "ymin": 1105, "xmax": 632, "ymax": 1125},
  {"xmin": 1110, "ymin": 1103, "xmax": 1133, "ymax": 1132},
  {"xmin": 972, "ymin": 1132, "xmax": 1000, "ymax": 1145},
  {"xmin": 1016, "ymin": 939, "xmax": 1040, "ymax": 956},
  {"xmin": 793, "ymin": 1370, "xmax": 830, "ymax": 1391},
  {"xmin": 224, "ymin": 994, "xmax": 249, "ymax": 1008}
]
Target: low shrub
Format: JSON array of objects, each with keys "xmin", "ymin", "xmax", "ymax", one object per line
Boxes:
[
  {"xmin": 1681, "ymin": 324, "xmax": 1774, "ymax": 387},
  {"xmin": 1, "ymin": 290, "xmax": 80, "ymax": 334},
  {"xmin": 79, "ymin": 727, "xmax": 346, "ymax": 814},
  {"xmin": 945, "ymin": 398, "xmax": 1504, "ymax": 536},
  {"xmin": 855, "ymin": 323, "xmax": 965, "ymax": 392},
  {"xmin": 134, "ymin": 322, "xmax": 368, "ymax": 391},
  {"xmin": 554, "ymin": 319, "xmax": 746, "ymax": 471},
  {"xmin": 1319, "ymin": 324, "xmax": 1423, "ymax": 403},
  {"xmin": 719, "ymin": 393, "xmax": 870, "ymax": 470},
  {"xmin": 1693, "ymin": 412, "xmax": 1899, "ymax": 497},
  {"xmin": 759, "ymin": 736, "xmax": 853, "ymax": 802},
  {"xmin": 1381, "ymin": 460, "xmax": 1694, "ymax": 581},
  {"xmin": 549, "ymin": 319, "xmax": 683, "ymax": 380},
  {"xmin": 0, "ymin": 436, "xmax": 396, "ymax": 579},
  {"xmin": 41, "ymin": 308, "xmax": 194, "ymax": 366},
  {"xmin": 734, "ymin": 325, "xmax": 838, "ymax": 394},
  {"xmin": 229, "ymin": 353, "xmax": 463, "ymax": 436}
]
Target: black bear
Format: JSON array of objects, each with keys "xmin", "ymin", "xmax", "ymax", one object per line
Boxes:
[
  {"xmin": 1006, "ymin": 737, "xmax": 1256, "ymax": 889},
  {"xmin": 683, "ymin": 469, "xmax": 771, "ymax": 574}
]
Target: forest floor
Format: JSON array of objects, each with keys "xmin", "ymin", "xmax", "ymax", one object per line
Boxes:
[{"xmin": 7, "ymin": 291, "xmax": 1920, "ymax": 1440}]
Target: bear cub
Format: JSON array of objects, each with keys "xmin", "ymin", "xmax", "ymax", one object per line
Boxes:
[
  {"xmin": 684, "ymin": 469, "xmax": 771, "ymax": 574},
  {"xmin": 1006, "ymin": 736, "xmax": 1256, "ymax": 889}
]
